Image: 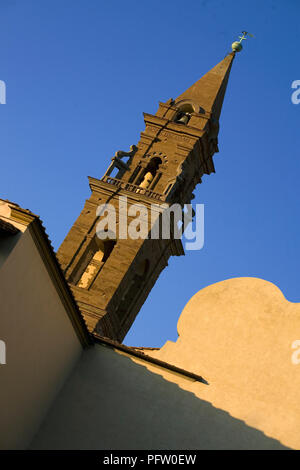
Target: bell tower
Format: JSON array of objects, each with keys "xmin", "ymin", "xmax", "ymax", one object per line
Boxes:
[{"xmin": 57, "ymin": 51, "xmax": 236, "ymax": 342}]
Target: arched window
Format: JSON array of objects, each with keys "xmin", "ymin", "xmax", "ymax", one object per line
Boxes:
[
  {"xmin": 76, "ymin": 238, "xmax": 116, "ymax": 289},
  {"xmin": 137, "ymin": 157, "xmax": 162, "ymax": 190},
  {"xmin": 174, "ymin": 103, "xmax": 194, "ymax": 125}
]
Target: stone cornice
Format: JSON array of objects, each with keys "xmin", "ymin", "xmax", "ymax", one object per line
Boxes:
[
  {"xmin": 143, "ymin": 113, "xmax": 206, "ymax": 139},
  {"xmin": 88, "ymin": 176, "xmax": 166, "ymax": 204}
]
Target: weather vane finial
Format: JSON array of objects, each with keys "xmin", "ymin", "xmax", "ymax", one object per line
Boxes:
[{"xmin": 232, "ymin": 31, "xmax": 254, "ymax": 52}]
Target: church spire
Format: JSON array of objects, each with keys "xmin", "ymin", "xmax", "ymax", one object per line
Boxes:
[
  {"xmin": 175, "ymin": 52, "xmax": 236, "ymax": 122},
  {"xmin": 57, "ymin": 44, "xmax": 241, "ymax": 341}
]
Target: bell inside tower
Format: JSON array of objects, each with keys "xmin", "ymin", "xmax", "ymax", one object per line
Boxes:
[{"xmin": 174, "ymin": 103, "xmax": 194, "ymax": 125}]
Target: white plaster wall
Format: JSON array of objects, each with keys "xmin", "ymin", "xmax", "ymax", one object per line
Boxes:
[
  {"xmin": 30, "ymin": 343, "xmax": 288, "ymax": 450},
  {"xmin": 0, "ymin": 231, "xmax": 21, "ymax": 268},
  {"xmin": 30, "ymin": 277, "xmax": 300, "ymax": 450},
  {"xmin": 0, "ymin": 229, "xmax": 83, "ymax": 449}
]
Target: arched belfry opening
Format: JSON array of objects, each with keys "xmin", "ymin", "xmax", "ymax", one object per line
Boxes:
[
  {"xmin": 137, "ymin": 157, "xmax": 162, "ymax": 190},
  {"xmin": 174, "ymin": 103, "xmax": 194, "ymax": 125},
  {"xmin": 71, "ymin": 238, "xmax": 116, "ymax": 290}
]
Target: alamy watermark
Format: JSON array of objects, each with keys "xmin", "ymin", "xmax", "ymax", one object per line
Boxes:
[
  {"xmin": 291, "ymin": 80, "xmax": 300, "ymax": 104},
  {"xmin": 0, "ymin": 340, "xmax": 6, "ymax": 365},
  {"xmin": 95, "ymin": 196, "xmax": 204, "ymax": 251},
  {"xmin": 0, "ymin": 80, "xmax": 6, "ymax": 104},
  {"xmin": 291, "ymin": 340, "xmax": 300, "ymax": 365}
]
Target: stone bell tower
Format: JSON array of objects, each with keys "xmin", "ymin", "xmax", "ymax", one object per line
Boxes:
[{"xmin": 57, "ymin": 51, "xmax": 236, "ymax": 342}]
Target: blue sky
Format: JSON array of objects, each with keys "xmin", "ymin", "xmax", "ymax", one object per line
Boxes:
[{"xmin": 0, "ymin": 0, "xmax": 299, "ymax": 346}]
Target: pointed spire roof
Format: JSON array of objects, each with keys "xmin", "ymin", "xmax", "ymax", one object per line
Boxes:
[{"xmin": 175, "ymin": 52, "xmax": 236, "ymax": 121}]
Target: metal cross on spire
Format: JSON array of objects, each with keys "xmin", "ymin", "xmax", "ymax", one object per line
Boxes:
[{"xmin": 232, "ymin": 31, "xmax": 254, "ymax": 52}]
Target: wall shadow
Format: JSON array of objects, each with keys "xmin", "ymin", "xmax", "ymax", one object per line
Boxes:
[{"xmin": 30, "ymin": 345, "xmax": 289, "ymax": 450}]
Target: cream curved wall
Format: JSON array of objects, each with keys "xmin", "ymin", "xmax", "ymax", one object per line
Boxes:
[
  {"xmin": 148, "ymin": 277, "xmax": 300, "ymax": 449},
  {"xmin": 30, "ymin": 277, "xmax": 299, "ymax": 449}
]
